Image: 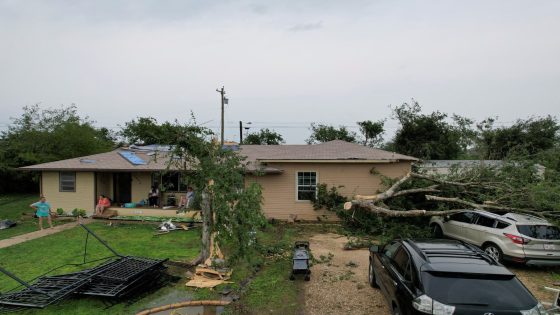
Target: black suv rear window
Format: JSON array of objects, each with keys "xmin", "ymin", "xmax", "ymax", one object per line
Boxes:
[
  {"xmin": 421, "ymin": 273, "xmax": 536, "ymax": 309},
  {"xmin": 517, "ymin": 225, "xmax": 560, "ymax": 240}
]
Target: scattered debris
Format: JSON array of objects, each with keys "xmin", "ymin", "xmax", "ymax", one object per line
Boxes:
[
  {"xmin": 345, "ymin": 261, "xmax": 359, "ymax": 268},
  {"xmin": 0, "ymin": 224, "xmax": 168, "ymax": 312},
  {"xmin": 185, "ymin": 266, "xmax": 233, "ymax": 289},
  {"xmin": 343, "ymin": 237, "xmax": 376, "ymax": 250},
  {"xmin": 136, "ymin": 300, "xmax": 230, "ymax": 315},
  {"xmin": 0, "ymin": 220, "xmax": 16, "ymax": 230}
]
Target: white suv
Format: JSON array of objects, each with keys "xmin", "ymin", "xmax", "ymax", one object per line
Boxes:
[{"xmin": 429, "ymin": 210, "xmax": 560, "ymax": 266}]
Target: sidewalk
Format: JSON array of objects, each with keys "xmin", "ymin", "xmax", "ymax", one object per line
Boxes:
[{"xmin": 0, "ymin": 218, "xmax": 93, "ymax": 249}]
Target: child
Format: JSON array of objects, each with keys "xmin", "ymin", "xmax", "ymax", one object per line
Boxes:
[{"xmin": 30, "ymin": 196, "xmax": 53, "ymax": 230}]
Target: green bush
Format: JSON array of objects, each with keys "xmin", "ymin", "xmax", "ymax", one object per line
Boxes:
[
  {"xmin": 71, "ymin": 208, "xmax": 87, "ymax": 217},
  {"xmin": 311, "ymin": 183, "xmax": 347, "ymax": 211}
]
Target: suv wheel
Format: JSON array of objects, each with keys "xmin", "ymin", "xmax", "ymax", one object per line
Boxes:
[
  {"xmin": 368, "ymin": 260, "xmax": 378, "ymax": 288},
  {"xmin": 432, "ymin": 224, "xmax": 443, "ymax": 238},
  {"xmin": 483, "ymin": 243, "xmax": 503, "ymax": 263}
]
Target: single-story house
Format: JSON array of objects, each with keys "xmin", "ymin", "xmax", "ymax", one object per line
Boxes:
[{"xmin": 21, "ymin": 140, "xmax": 417, "ymax": 221}]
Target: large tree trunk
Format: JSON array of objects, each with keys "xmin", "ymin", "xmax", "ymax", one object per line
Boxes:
[{"xmin": 191, "ymin": 190, "xmax": 213, "ymax": 265}]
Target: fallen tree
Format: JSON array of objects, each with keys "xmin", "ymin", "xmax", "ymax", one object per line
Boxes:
[{"xmin": 343, "ymin": 171, "xmax": 558, "ymax": 220}]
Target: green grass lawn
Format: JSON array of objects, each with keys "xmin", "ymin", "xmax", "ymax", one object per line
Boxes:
[
  {"xmin": 0, "ymin": 194, "xmax": 69, "ymax": 240},
  {"xmin": 0, "ymin": 222, "xmax": 201, "ymax": 314}
]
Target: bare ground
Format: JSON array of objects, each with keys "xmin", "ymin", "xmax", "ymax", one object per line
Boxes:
[
  {"xmin": 303, "ymin": 233, "xmax": 390, "ymax": 315},
  {"xmin": 302, "ymin": 233, "xmax": 560, "ymax": 315}
]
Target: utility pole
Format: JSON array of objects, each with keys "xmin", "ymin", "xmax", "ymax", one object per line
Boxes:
[
  {"xmin": 239, "ymin": 121, "xmax": 243, "ymax": 144},
  {"xmin": 216, "ymin": 86, "xmax": 226, "ymax": 146}
]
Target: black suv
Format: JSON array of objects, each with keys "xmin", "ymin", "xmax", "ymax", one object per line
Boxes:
[{"xmin": 369, "ymin": 239, "xmax": 546, "ymax": 315}]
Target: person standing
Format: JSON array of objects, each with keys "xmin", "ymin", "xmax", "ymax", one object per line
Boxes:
[
  {"xmin": 186, "ymin": 186, "xmax": 195, "ymax": 209},
  {"xmin": 30, "ymin": 196, "xmax": 53, "ymax": 230},
  {"xmin": 148, "ymin": 185, "xmax": 160, "ymax": 208}
]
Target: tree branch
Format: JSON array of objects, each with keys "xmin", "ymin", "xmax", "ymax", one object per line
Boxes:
[
  {"xmin": 355, "ymin": 172, "xmax": 412, "ymax": 201},
  {"xmin": 347, "ymin": 200, "xmax": 464, "ymax": 217},
  {"xmin": 425, "ymin": 195, "xmax": 545, "ymax": 218}
]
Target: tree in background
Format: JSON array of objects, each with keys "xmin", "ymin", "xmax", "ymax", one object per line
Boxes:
[
  {"xmin": 120, "ymin": 117, "xmax": 189, "ymax": 145},
  {"xmin": 476, "ymin": 116, "xmax": 559, "ymax": 160},
  {"xmin": 306, "ymin": 123, "xmax": 357, "ymax": 144},
  {"xmin": 0, "ymin": 104, "xmax": 115, "ymax": 193},
  {"xmin": 357, "ymin": 120, "xmax": 385, "ymax": 147},
  {"xmin": 243, "ymin": 128, "xmax": 285, "ymax": 145},
  {"xmin": 390, "ymin": 100, "xmax": 474, "ymax": 160}
]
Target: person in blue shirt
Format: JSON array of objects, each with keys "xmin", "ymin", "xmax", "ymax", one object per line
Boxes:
[{"xmin": 30, "ymin": 196, "xmax": 53, "ymax": 230}]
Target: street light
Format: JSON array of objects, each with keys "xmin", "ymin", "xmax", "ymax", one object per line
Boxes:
[{"xmin": 239, "ymin": 121, "xmax": 252, "ymax": 144}]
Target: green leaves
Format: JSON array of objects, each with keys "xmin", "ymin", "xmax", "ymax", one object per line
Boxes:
[
  {"xmin": 306, "ymin": 123, "xmax": 357, "ymax": 144},
  {"xmin": 170, "ymin": 123, "xmax": 265, "ymax": 261},
  {"xmin": 243, "ymin": 128, "xmax": 285, "ymax": 145}
]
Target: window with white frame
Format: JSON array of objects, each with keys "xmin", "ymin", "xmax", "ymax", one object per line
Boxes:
[
  {"xmin": 59, "ymin": 172, "xmax": 76, "ymax": 192},
  {"xmin": 297, "ymin": 171, "xmax": 317, "ymax": 201}
]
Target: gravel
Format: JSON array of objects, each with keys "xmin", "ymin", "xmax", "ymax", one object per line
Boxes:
[{"xmin": 303, "ymin": 233, "xmax": 390, "ymax": 315}]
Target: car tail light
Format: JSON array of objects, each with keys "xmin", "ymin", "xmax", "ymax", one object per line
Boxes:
[
  {"xmin": 504, "ymin": 233, "xmax": 530, "ymax": 245},
  {"xmin": 412, "ymin": 294, "xmax": 455, "ymax": 315}
]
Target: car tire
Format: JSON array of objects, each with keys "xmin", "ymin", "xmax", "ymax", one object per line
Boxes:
[
  {"xmin": 432, "ymin": 224, "xmax": 443, "ymax": 238},
  {"xmin": 368, "ymin": 260, "xmax": 379, "ymax": 288},
  {"xmin": 483, "ymin": 243, "xmax": 503, "ymax": 263}
]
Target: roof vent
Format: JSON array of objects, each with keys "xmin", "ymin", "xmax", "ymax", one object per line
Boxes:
[{"xmin": 80, "ymin": 159, "xmax": 96, "ymax": 164}]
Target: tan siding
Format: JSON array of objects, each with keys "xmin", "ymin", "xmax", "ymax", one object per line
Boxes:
[
  {"xmin": 41, "ymin": 171, "xmax": 95, "ymax": 214},
  {"xmin": 131, "ymin": 172, "xmax": 152, "ymax": 203},
  {"xmin": 247, "ymin": 162, "xmax": 411, "ymax": 221}
]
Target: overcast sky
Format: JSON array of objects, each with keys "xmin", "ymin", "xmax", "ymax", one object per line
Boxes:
[{"xmin": 0, "ymin": 0, "xmax": 559, "ymax": 143}]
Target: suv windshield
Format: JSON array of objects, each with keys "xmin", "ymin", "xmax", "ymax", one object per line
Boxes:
[
  {"xmin": 421, "ymin": 272, "xmax": 536, "ymax": 308},
  {"xmin": 517, "ymin": 225, "xmax": 560, "ymax": 240}
]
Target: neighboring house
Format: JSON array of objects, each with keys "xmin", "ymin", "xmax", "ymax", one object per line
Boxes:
[
  {"xmin": 418, "ymin": 160, "xmax": 546, "ymax": 178},
  {"xmin": 20, "ymin": 140, "xmax": 417, "ymax": 221}
]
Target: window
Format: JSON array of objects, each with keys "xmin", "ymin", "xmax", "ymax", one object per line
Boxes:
[
  {"xmin": 496, "ymin": 221, "xmax": 510, "ymax": 229},
  {"xmin": 59, "ymin": 172, "xmax": 76, "ymax": 192},
  {"xmin": 517, "ymin": 225, "xmax": 560, "ymax": 240},
  {"xmin": 153, "ymin": 172, "xmax": 187, "ymax": 192},
  {"xmin": 384, "ymin": 242, "xmax": 401, "ymax": 258},
  {"xmin": 449, "ymin": 212, "xmax": 475, "ymax": 223},
  {"xmin": 475, "ymin": 215, "xmax": 496, "ymax": 228},
  {"xmin": 392, "ymin": 247, "xmax": 412, "ymax": 281},
  {"xmin": 297, "ymin": 172, "xmax": 317, "ymax": 201}
]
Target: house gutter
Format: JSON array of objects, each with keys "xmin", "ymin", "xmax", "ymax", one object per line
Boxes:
[{"xmin": 257, "ymin": 159, "xmax": 398, "ymax": 163}]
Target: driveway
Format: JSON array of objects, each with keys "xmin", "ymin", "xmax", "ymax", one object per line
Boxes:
[{"xmin": 303, "ymin": 233, "xmax": 390, "ymax": 315}]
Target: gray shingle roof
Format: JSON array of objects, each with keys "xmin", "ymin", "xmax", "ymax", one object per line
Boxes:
[
  {"xmin": 20, "ymin": 140, "xmax": 417, "ymax": 172},
  {"xmin": 240, "ymin": 140, "xmax": 417, "ymax": 162}
]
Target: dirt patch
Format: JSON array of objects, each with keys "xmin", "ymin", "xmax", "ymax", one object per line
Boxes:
[
  {"xmin": 303, "ymin": 233, "xmax": 389, "ymax": 315},
  {"xmin": 510, "ymin": 266, "xmax": 560, "ymax": 305}
]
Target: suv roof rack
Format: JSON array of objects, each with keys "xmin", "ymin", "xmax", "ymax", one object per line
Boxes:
[{"xmin": 405, "ymin": 239, "xmax": 498, "ymax": 266}]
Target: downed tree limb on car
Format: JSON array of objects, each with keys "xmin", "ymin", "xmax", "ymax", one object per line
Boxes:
[
  {"xmin": 343, "ymin": 171, "xmax": 550, "ymax": 218},
  {"xmin": 344, "ymin": 200, "xmax": 463, "ymax": 217}
]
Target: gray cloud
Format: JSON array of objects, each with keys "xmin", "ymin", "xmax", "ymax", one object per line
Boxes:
[
  {"xmin": 0, "ymin": 0, "xmax": 559, "ymax": 144},
  {"xmin": 288, "ymin": 21, "xmax": 323, "ymax": 32}
]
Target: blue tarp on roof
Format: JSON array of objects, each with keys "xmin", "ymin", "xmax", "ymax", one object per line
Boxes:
[{"xmin": 118, "ymin": 151, "xmax": 147, "ymax": 165}]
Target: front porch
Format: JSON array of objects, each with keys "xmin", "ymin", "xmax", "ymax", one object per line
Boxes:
[{"xmin": 105, "ymin": 206, "xmax": 201, "ymax": 219}]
